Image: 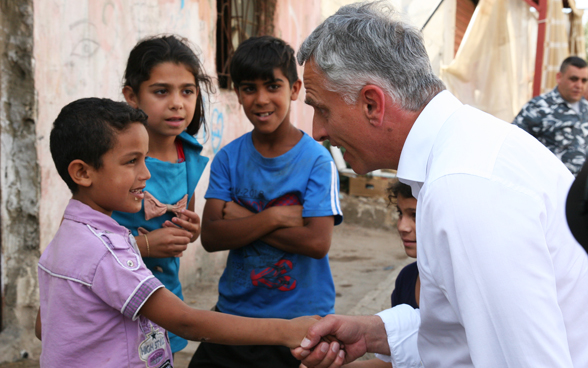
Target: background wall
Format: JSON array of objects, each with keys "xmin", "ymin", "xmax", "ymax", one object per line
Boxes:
[
  {"xmin": 1, "ymin": 0, "xmax": 321, "ymax": 362},
  {"xmin": 34, "ymin": 0, "xmax": 320, "ymax": 282}
]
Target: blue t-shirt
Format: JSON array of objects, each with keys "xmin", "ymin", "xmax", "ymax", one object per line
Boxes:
[
  {"xmin": 206, "ymin": 131, "xmax": 343, "ymax": 319},
  {"xmin": 112, "ymin": 131, "xmax": 208, "ymax": 353}
]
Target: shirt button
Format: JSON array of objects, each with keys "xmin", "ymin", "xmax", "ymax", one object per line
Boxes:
[{"xmin": 127, "ymin": 260, "xmax": 134, "ymax": 267}]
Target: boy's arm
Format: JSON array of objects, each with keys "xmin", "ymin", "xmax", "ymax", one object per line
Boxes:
[
  {"xmin": 223, "ymin": 201, "xmax": 334, "ymax": 259},
  {"xmin": 259, "ymin": 216, "xmax": 334, "ymax": 259},
  {"xmin": 35, "ymin": 308, "xmax": 42, "ymax": 340},
  {"xmin": 200, "ymin": 198, "xmax": 303, "ymax": 252},
  {"xmin": 139, "ymin": 287, "xmax": 318, "ymax": 348}
]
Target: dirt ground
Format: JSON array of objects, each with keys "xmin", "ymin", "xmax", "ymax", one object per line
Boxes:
[{"xmin": 2, "ymin": 222, "xmax": 411, "ymax": 368}]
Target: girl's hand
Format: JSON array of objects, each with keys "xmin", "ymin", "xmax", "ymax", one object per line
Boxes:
[
  {"xmin": 163, "ymin": 209, "xmax": 201, "ymax": 244},
  {"xmin": 137, "ymin": 227, "xmax": 191, "ymax": 258}
]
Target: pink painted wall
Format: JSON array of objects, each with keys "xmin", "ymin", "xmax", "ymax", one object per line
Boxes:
[{"xmin": 34, "ymin": 0, "xmax": 321, "ymax": 286}]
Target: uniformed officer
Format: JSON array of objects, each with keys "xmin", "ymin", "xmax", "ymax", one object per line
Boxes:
[{"xmin": 514, "ymin": 56, "xmax": 588, "ymax": 176}]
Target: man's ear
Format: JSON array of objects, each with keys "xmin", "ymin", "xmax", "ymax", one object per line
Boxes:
[
  {"xmin": 68, "ymin": 159, "xmax": 93, "ymax": 188},
  {"xmin": 122, "ymin": 86, "xmax": 139, "ymax": 108},
  {"xmin": 556, "ymin": 71, "xmax": 562, "ymax": 85},
  {"xmin": 360, "ymin": 85, "xmax": 386, "ymax": 127},
  {"xmin": 290, "ymin": 79, "xmax": 302, "ymax": 101}
]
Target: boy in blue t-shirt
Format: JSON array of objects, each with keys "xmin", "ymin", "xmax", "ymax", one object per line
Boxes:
[{"xmin": 189, "ymin": 36, "xmax": 343, "ymax": 368}]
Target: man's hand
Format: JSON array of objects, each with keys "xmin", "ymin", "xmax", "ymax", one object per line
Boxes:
[
  {"xmin": 285, "ymin": 315, "xmax": 322, "ymax": 348},
  {"xmin": 291, "ymin": 314, "xmax": 389, "ymax": 368}
]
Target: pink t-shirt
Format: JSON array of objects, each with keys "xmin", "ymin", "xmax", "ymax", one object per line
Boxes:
[{"xmin": 38, "ymin": 199, "xmax": 173, "ymax": 367}]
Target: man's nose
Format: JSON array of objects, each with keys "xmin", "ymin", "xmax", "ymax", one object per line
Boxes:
[{"xmin": 312, "ymin": 115, "xmax": 328, "ymax": 142}]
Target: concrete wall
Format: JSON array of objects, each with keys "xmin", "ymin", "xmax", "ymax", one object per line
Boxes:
[
  {"xmin": 0, "ymin": 0, "xmax": 42, "ymax": 362},
  {"xmin": 0, "ymin": 0, "xmax": 321, "ymax": 362}
]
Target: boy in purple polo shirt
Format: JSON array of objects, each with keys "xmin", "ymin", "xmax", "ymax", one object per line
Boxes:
[{"xmin": 36, "ymin": 98, "xmax": 319, "ymax": 368}]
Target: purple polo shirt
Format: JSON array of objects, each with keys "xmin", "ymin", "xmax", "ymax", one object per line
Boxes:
[{"xmin": 38, "ymin": 199, "xmax": 173, "ymax": 367}]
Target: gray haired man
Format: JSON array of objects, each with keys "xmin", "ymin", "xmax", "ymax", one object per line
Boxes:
[{"xmin": 292, "ymin": 2, "xmax": 588, "ymax": 367}]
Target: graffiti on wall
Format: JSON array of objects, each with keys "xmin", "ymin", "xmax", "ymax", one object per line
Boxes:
[{"xmin": 210, "ymin": 108, "xmax": 224, "ymax": 154}]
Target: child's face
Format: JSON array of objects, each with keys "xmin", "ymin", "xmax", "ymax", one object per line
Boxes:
[
  {"xmin": 125, "ymin": 62, "xmax": 198, "ymax": 139},
  {"xmin": 396, "ymin": 194, "xmax": 417, "ymax": 258},
  {"xmin": 82, "ymin": 123, "xmax": 150, "ymax": 216},
  {"xmin": 234, "ymin": 68, "xmax": 301, "ymax": 135}
]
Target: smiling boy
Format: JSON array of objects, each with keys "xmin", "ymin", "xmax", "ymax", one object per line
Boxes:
[
  {"xmin": 190, "ymin": 36, "xmax": 343, "ymax": 368},
  {"xmin": 37, "ymin": 98, "xmax": 319, "ymax": 368}
]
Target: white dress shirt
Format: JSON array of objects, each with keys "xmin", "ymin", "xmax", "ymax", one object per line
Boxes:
[{"xmin": 378, "ymin": 91, "xmax": 588, "ymax": 367}]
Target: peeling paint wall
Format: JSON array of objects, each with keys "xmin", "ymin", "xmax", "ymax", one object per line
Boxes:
[
  {"xmin": 0, "ymin": 0, "xmax": 42, "ymax": 362},
  {"xmin": 33, "ymin": 0, "xmax": 320, "ymax": 288},
  {"xmin": 1, "ymin": 0, "xmax": 320, "ymax": 362}
]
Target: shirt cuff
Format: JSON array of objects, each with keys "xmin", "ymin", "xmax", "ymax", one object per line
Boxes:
[
  {"xmin": 122, "ymin": 276, "xmax": 164, "ymax": 320},
  {"xmin": 375, "ymin": 304, "xmax": 422, "ymax": 368}
]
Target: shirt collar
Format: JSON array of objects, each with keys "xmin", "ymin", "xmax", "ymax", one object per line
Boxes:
[
  {"xmin": 63, "ymin": 199, "xmax": 131, "ymax": 237},
  {"xmin": 550, "ymin": 86, "xmax": 587, "ymax": 107},
  {"xmin": 549, "ymin": 87, "xmax": 568, "ymax": 106},
  {"xmin": 397, "ymin": 90, "xmax": 463, "ymax": 197}
]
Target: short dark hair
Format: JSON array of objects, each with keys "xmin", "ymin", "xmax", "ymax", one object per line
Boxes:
[
  {"xmin": 50, "ymin": 98, "xmax": 147, "ymax": 193},
  {"xmin": 387, "ymin": 180, "xmax": 414, "ymax": 205},
  {"xmin": 230, "ymin": 36, "xmax": 298, "ymax": 87},
  {"xmin": 123, "ymin": 34, "xmax": 213, "ymax": 135},
  {"xmin": 560, "ymin": 56, "xmax": 587, "ymax": 73}
]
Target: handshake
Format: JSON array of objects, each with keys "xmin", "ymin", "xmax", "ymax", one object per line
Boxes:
[{"xmin": 289, "ymin": 314, "xmax": 390, "ymax": 368}]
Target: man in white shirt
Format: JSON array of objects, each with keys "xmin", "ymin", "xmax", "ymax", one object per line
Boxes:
[{"xmin": 291, "ymin": 2, "xmax": 588, "ymax": 367}]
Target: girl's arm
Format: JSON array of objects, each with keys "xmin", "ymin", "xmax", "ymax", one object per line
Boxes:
[
  {"xmin": 162, "ymin": 195, "xmax": 201, "ymax": 243},
  {"xmin": 134, "ymin": 227, "xmax": 192, "ymax": 258},
  {"xmin": 138, "ymin": 195, "xmax": 201, "ymax": 258},
  {"xmin": 200, "ymin": 199, "xmax": 303, "ymax": 252},
  {"xmin": 140, "ymin": 287, "xmax": 318, "ymax": 348}
]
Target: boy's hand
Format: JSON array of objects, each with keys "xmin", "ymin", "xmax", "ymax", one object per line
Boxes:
[
  {"xmin": 163, "ymin": 209, "xmax": 202, "ymax": 244},
  {"xmin": 138, "ymin": 226, "xmax": 191, "ymax": 258},
  {"xmin": 287, "ymin": 315, "xmax": 322, "ymax": 349},
  {"xmin": 269, "ymin": 205, "xmax": 304, "ymax": 228},
  {"xmin": 223, "ymin": 201, "xmax": 255, "ymax": 220}
]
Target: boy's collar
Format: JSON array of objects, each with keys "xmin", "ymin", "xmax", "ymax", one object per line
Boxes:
[{"xmin": 63, "ymin": 199, "xmax": 130, "ymax": 237}]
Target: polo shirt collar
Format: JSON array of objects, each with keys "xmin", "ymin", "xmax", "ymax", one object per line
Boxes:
[
  {"xmin": 64, "ymin": 199, "xmax": 130, "ymax": 237},
  {"xmin": 397, "ymin": 90, "xmax": 463, "ymax": 197}
]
